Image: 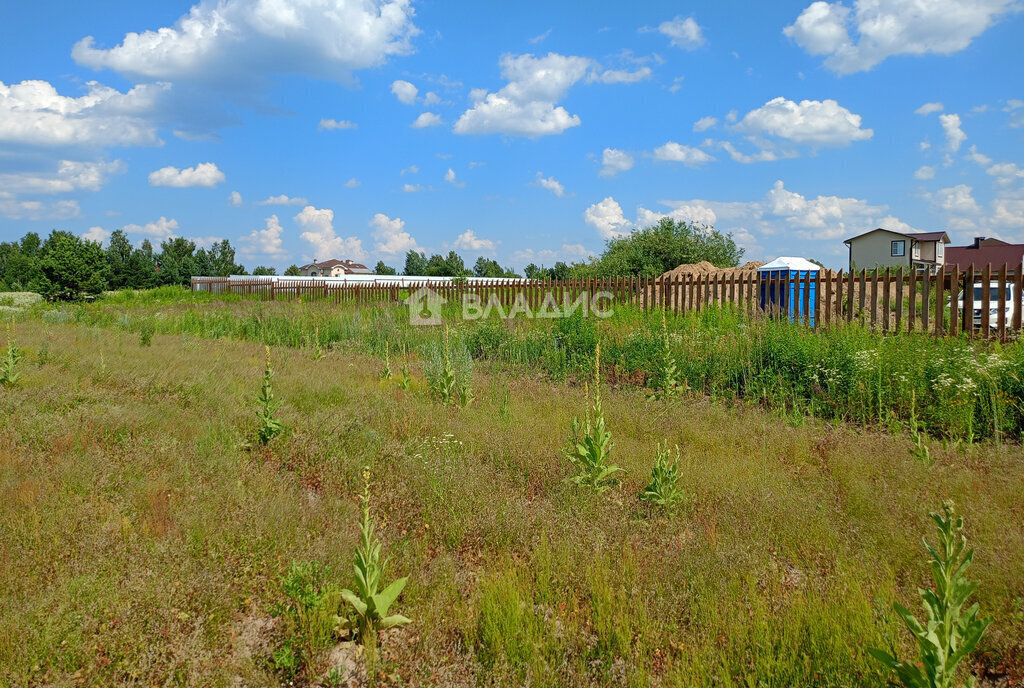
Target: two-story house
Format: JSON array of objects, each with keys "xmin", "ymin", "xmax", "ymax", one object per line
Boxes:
[
  {"xmin": 298, "ymin": 259, "xmax": 374, "ymax": 277},
  {"xmin": 843, "ymin": 228, "xmax": 950, "ymax": 273}
]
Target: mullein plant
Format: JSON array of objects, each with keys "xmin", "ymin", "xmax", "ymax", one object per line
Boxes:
[
  {"xmin": 639, "ymin": 441, "xmax": 686, "ymax": 508},
  {"xmin": 397, "ymin": 345, "xmax": 413, "ymax": 390},
  {"xmin": 564, "ymin": 344, "xmax": 621, "ymax": 491},
  {"xmin": 336, "ymin": 469, "xmax": 412, "ymax": 666},
  {"xmin": 869, "ymin": 501, "xmax": 993, "ymax": 688},
  {"xmin": 427, "ymin": 326, "xmax": 474, "ymax": 407},
  {"xmin": 651, "ymin": 310, "xmax": 683, "ymax": 400},
  {"xmin": 0, "ymin": 321, "xmax": 23, "ymax": 387},
  {"xmin": 256, "ymin": 346, "xmax": 285, "ymax": 444}
]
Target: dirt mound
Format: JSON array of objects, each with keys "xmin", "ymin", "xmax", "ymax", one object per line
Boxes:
[{"xmin": 661, "ymin": 260, "xmax": 764, "ymax": 279}]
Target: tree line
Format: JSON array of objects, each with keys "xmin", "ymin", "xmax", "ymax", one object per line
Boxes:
[{"xmin": 0, "ymin": 218, "xmax": 742, "ymax": 300}]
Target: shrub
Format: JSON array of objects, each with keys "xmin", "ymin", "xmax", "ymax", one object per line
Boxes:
[{"xmin": 869, "ymin": 501, "xmax": 993, "ymax": 688}]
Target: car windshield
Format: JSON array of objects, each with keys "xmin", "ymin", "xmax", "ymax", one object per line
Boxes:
[{"xmin": 957, "ymin": 284, "xmax": 1013, "ymax": 301}]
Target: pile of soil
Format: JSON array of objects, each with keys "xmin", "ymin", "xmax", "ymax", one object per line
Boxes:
[{"xmin": 661, "ymin": 260, "xmax": 764, "ymax": 279}]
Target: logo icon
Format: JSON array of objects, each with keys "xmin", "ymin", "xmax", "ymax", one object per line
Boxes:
[{"xmin": 403, "ymin": 287, "xmax": 447, "ymax": 325}]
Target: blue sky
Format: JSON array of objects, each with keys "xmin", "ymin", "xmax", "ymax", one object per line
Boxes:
[{"xmin": 1, "ymin": 0, "xmax": 1023, "ymax": 270}]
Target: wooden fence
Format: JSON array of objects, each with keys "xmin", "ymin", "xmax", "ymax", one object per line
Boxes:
[{"xmin": 192, "ymin": 264, "xmax": 1024, "ymax": 340}]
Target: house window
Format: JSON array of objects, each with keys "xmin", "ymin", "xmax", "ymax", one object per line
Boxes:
[
  {"xmin": 936, "ymin": 243, "xmax": 943, "ymax": 260},
  {"xmin": 891, "ymin": 240, "xmax": 905, "ymax": 257},
  {"xmin": 912, "ymin": 244, "xmax": 921, "ymax": 259}
]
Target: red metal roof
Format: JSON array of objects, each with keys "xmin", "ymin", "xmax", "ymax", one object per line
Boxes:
[{"xmin": 946, "ymin": 243, "xmax": 1024, "ymax": 270}]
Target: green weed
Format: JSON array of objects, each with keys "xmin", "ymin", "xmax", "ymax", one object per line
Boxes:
[
  {"xmin": 869, "ymin": 501, "xmax": 993, "ymax": 688},
  {"xmin": 255, "ymin": 346, "xmax": 285, "ymax": 444},
  {"xmin": 336, "ymin": 469, "xmax": 411, "ymax": 665},
  {"xmin": 639, "ymin": 441, "xmax": 686, "ymax": 508},
  {"xmin": 564, "ymin": 345, "xmax": 621, "ymax": 491}
]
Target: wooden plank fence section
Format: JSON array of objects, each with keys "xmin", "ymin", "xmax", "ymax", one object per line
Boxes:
[{"xmin": 192, "ymin": 263, "xmax": 1023, "ymax": 341}]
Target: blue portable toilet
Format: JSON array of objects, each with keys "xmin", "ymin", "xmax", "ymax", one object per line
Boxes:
[{"xmin": 758, "ymin": 257, "xmax": 820, "ymax": 325}]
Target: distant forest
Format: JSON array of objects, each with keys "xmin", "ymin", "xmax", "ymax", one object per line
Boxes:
[{"xmin": 1, "ymin": 219, "xmax": 742, "ymax": 301}]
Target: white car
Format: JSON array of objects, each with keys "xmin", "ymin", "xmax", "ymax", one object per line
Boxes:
[{"xmin": 953, "ymin": 281, "xmax": 1016, "ymax": 330}]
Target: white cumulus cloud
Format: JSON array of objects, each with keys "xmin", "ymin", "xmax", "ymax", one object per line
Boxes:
[
  {"xmin": 693, "ymin": 116, "xmax": 718, "ymax": 132},
  {"xmin": 454, "ymin": 52, "xmax": 591, "ymax": 137},
  {"xmin": 0, "ymin": 79, "xmax": 166, "ymax": 147},
  {"xmin": 0, "ymin": 159, "xmax": 125, "ymax": 194},
  {"xmin": 371, "ymin": 212, "xmax": 419, "ymax": 254},
  {"xmin": 914, "ymin": 165, "xmax": 936, "ymax": 180},
  {"xmin": 229, "ymin": 190, "xmax": 243, "ymax": 206},
  {"xmin": 82, "ymin": 226, "xmax": 111, "ymax": 243},
  {"xmin": 73, "ymin": 0, "xmax": 419, "ymax": 85},
  {"xmin": 318, "ymin": 118, "xmax": 357, "ymax": 131},
  {"xmin": 656, "ymin": 17, "xmax": 705, "ymax": 49},
  {"xmin": 784, "ymin": 0, "xmax": 1017, "ymax": 74},
  {"xmin": 939, "ymin": 113, "xmax": 967, "ymax": 151},
  {"xmin": 600, "ymin": 148, "xmax": 634, "ymax": 177},
  {"xmin": 123, "ymin": 216, "xmax": 180, "ymax": 240},
  {"xmin": 411, "ymin": 112, "xmax": 443, "ymax": 128},
  {"xmin": 735, "ymin": 97, "xmax": 873, "ymax": 146},
  {"xmin": 256, "ymin": 194, "xmax": 308, "ymax": 206},
  {"xmin": 933, "ymin": 184, "xmax": 981, "ymax": 214},
  {"xmin": 587, "ymin": 67, "xmax": 652, "ymax": 84},
  {"xmin": 239, "ymin": 214, "xmax": 289, "ymax": 260},
  {"xmin": 295, "ymin": 205, "xmax": 365, "ymax": 261},
  {"xmin": 0, "ymin": 199, "xmax": 80, "ymax": 221},
  {"xmin": 652, "ymin": 142, "xmax": 715, "ymax": 166},
  {"xmin": 583, "ymin": 197, "xmax": 633, "ymax": 239},
  {"xmin": 915, "ymin": 102, "xmax": 944, "ymax": 115},
  {"xmin": 148, "ymin": 162, "xmax": 225, "ymax": 188},
  {"xmin": 453, "ymin": 229, "xmax": 496, "ymax": 252},
  {"xmin": 534, "ymin": 172, "xmax": 565, "ymax": 197},
  {"xmin": 391, "ymin": 79, "xmax": 418, "ymax": 104}
]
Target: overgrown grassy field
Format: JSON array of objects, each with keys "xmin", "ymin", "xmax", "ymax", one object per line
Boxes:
[{"xmin": 2, "ymin": 290, "xmax": 1023, "ymax": 686}]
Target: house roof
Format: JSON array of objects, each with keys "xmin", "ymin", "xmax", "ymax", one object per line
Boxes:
[
  {"xmin": 298, "ymin": 259, "xmax": 371, "ymax": 273},
  {"xmin": 843, "ymin": 227, "xmax": 950, "ymax": 245},
  {"xmin": 907, "ymin": 231, "xmax": 950, "ymax": 242},
  {"xmin": 946, "ymin": 243, "xmax": 1024, "ymax": 270}
]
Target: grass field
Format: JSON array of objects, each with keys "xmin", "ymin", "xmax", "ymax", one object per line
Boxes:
[{"xmin": 2, "ymin": 292, "xmax": 1023, "ymax": 686}]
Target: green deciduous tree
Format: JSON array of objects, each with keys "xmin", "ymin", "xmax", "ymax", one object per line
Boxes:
[
  {"xmin": 284, "ymin": 264, "xmax": 301, "ymax": 276},
  {"xmin": 374, "ymin": 261, "xmax": 397, "ymax": 275},
  {"xmin": 577, "ymin": 217, "xmax": 743, "ymax": 277}
]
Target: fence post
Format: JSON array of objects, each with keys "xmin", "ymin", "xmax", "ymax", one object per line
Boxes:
[
  {"xmin": 981, "ymin": 264, "xmax": 991, "ymax": 336},
  {"xmin": 950, "ymin": 268, "xmax": 959, "ymax": 337},
  {"xmin": 881, "ymin": 268, "xmax": 891, "ymax": 333},
  {"xmin": 964, "ymin": 265, "xmax": 975, "ymax": 338},
  {"xmin": 921, "ymin": 271, "xmax": 931, "ymax": 333},
  {"xmin": 894, "ymin": 268, "xmax": 903, "ymax": 333},
  {"xmin": 998, "ymin": 263, "xmax": 1008, "ymax": 342}
]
